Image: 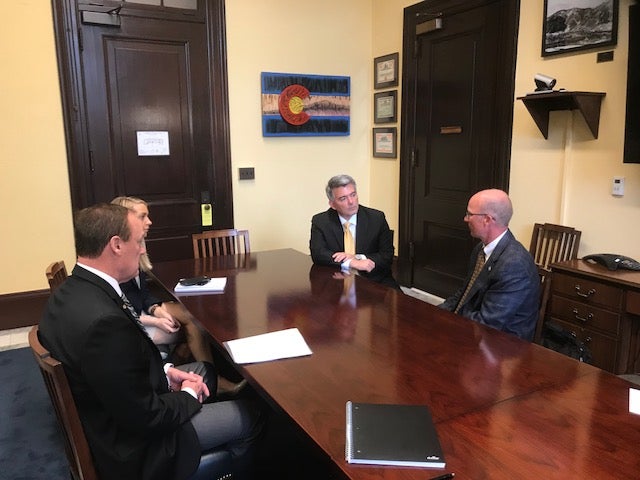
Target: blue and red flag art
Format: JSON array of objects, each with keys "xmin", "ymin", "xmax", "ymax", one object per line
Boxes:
[{"xmin": 261, "ymin": 72, "xmax": 350, "ymax": 137}]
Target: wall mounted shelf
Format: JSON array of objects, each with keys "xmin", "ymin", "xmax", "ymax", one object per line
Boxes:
[{"xmin": 517, "ymin": 91, "xmax": 606, "ymax": 139}]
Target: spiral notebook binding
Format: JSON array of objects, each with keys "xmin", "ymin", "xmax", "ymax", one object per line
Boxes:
[{"xmin": 345, "ymin": 401, "xmax": 354, "ymax": 461}]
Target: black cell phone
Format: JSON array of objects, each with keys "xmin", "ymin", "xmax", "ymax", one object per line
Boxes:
[{"xmin": 178, "ymin": 276, "xmax": 210, "ymax": 286}]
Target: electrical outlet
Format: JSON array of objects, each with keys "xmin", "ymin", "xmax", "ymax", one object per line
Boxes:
[{"xmin": 239, "ymin": 167, "xmax": 255, "ymax": 180}]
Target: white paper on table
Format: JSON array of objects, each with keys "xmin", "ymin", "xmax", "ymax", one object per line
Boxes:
[
  {"xmin": 173, "ymin": 277, "xmax": 227, "ymax": 294},
  {"xmin": 223, "ymin": 327, "xmax": 312, "ymax": 364},
  {"xmin": 630, "ymin": 388, "xmax": 640, "ymax": 415}
]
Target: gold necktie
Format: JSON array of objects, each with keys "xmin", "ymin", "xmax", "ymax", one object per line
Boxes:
[
  {"xmin": 455, "ymin": 250, "xmax": 486, "ymax": 314},
  {"xmin": 343, "ymin": 222, "xmax": 355, "ymax": 255}
]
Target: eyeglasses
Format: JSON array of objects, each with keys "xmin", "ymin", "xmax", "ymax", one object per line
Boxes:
[{"xmin": 465, "ymin": 211, "xmax": 489, "ymax": 218}]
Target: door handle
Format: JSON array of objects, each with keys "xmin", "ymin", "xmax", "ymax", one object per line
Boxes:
[{"xmin": 440, "ymin": 126, "xmax": 462, "ymax": 134}]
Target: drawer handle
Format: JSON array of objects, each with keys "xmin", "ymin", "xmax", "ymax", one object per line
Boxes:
[
  {"xmin": 574, "ymin": 285, "xmax": 596, "ymax": 298},
  {"xmin": 572, "ymin": 308, "xmax": 593, "ymax": 323},
  {"xmin": 568, "ymin": 331, "xmax": 591, "ymax": 344}
]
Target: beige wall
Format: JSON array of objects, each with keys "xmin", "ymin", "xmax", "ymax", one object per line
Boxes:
[
  {"xmin": 509, "ymin": 0, "xmax": 640, "ymax": 256},
  {"xmin": 1, "ymin": 1, "xmax": 76, "ymax": 294},
  {"xmin": 2, "ymin": 0, "xmax": 639, "ymax": 295},
  {"xmin": 226, "ymin": 0, "xmax": 373, "ymax": 253}
]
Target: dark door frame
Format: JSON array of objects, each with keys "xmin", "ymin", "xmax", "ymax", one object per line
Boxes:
[
  {"xmin": 397, "ymin": 0, "xmax": 519, "ymax": 287},
  {"xmin": 50, "ymin": 0, "xmax": 233, "ymax": 223}
]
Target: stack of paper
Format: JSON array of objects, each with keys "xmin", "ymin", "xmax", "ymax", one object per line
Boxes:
[
  {"xmin": 223, "ymin": 328, "xmax": 312, "ymax": 364},
  {"xmin": 173, "ymin": 277, "xmax": 227, "ymax": 294}
]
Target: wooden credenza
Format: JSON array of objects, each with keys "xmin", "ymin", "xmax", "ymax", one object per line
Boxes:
[{"xmin": 547, "ymin": 259, "xmax": 640, "ymax": 374}]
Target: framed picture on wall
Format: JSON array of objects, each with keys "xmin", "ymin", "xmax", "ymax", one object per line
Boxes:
[
  {"xmin": 372, "ymin": 127, "xmax": 397, "ymax": 158},
  {"xmin": 374, "ymin": 53, "xmax": 399, "ymax": 89},
  {"xmin": 542, "ymin": 0, "xmax": 618, "ymax": 57},
  {"xmin": 374, "ymin": 90, "xmax": 397, "ymax": 124}
]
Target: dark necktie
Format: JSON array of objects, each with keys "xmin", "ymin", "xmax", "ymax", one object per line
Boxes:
[
  {"xmin": 121, "ymin": 293, "xmax": 150, "ymax": 338},
  {"xmin": 455, "ymin": 249, "xmax": 486, "ymax": 314}
]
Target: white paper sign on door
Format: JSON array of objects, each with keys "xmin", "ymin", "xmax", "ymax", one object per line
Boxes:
[{"xmin": 137, "ymin": 131, "xmax": 170, "ymax": 156}]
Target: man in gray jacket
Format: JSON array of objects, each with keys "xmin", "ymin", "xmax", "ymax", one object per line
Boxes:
[{"xmin": 440, "ymin": 189, "xmax": 539, "ymax": 341}]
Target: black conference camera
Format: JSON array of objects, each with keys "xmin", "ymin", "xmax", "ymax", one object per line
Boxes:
[{"xmin": 534, "ymin": 73, "xmax": 556, "ymax": 92}]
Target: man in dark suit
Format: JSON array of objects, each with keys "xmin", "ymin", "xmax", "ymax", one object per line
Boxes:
[
  {"xmin": 439, "ymin": 189, "xmax": 539, "ymax": 341},
  {"xmin": 310, "ymin": 174, "xmax": 398, "ymax": 288},
  {"xmin": 39, "ymin": 204, "xmax": 262, "ymax": 480}
]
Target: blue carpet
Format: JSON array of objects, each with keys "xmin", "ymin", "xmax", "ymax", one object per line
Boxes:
[{"xmin": 0, "ymin": 347, "xmax": 68, "ymax": 480}]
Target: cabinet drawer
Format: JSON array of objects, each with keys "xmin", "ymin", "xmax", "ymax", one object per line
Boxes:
[
  {"xmin": 547, "ymin": 318, "xmax": 617, "ymax": 373},
  {"xmin": 548, "ymin": 295, "xmax": 620, "ymax": 336},
  {"xmin": 552, "ymin": 272, "xmax": 623, "ymax": 310}
]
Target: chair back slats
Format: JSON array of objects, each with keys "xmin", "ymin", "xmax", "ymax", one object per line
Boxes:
[
  {"xmin": 192, "ymin": 229, "xmax": 250, "ymax": 259},
  {"xmin": 529, "ymin": 223, "xmax": 581, "ymax": 344},
  {"xmin": 29, "ymin": 326, "xmax": 99, "ymax": 480},
  {"xmin": 46, "ymin": 261, "xmax": 68, "ymax": 292},
  {"xmin": 529, "ymin": 223, "xmax": 581, "ymax": 270}
]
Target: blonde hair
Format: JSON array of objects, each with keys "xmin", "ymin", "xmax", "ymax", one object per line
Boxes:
[{"xmin": 110, "ymin": 196, "xmax": 153, "ymax": 272}]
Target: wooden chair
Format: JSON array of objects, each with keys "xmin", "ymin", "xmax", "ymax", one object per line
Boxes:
[
  {"xmin": 533, "ymin": 266, "xmax": 553, "ymax": 344},
  {"xmin": 29, "ymin": 326, "xmax": 99, "ymax": 480},
  {"xmin": 192, "ymin": 229, "xmax": 250, "ymax": 259},
  {"xmin": 529, "ymin": 223, "xmax": 581, "ymax": 270},
  {"xmin": 46, "ymin": 260, "xmax": 68, "ymax": 292},
  {"xmin": 29, "ymin": 326, "xmax": 234, "ymax": 480}
]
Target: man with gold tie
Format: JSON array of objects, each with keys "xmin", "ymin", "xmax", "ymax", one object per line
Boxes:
[
  {"xmin": 440, "ymin": 189, "xmax": 539, "ymax": 341},
  {"xmin": 310, "ymin": 174, "xmax": 398, "ymax": 288}
]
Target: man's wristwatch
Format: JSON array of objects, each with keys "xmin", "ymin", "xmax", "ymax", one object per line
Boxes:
[
  {"xmin": 355, "ymin": 254, "xmax": 367, "ymax": 260},
  {"xmin": 148, "ymin": 304, "xmax": 160, "ymax": 316}
]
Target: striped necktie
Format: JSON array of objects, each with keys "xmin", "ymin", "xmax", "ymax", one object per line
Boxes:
[
  {"xmin": 121, "ymin": 293, "xmax": 150, "ymax": 338},
  {"xmin": 455, "ymin": 250, "xmax": 486, "ymax": 314}
]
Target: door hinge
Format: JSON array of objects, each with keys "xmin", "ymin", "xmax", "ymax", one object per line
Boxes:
[
  {"xmin": 77, "ymin": 27, "xmax": 83, "ymax": 52},
  {"xmin": 411, "ymin": 149, "xmax": 417, "ymax": 168},
  {"xmin": 409, "ymin": 242, "xmax": 415, "ymax": 261},
  {"xmin": 88, "ymin": 150, "xmax": 95, "ymax": 173}
]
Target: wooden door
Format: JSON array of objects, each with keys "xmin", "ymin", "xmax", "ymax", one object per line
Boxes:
[
  {"xmin": 52, "ymin": 0, "xmax": 233, "ymax": 261},
  {"xmin": 398, "ymin": 0, "xmax": 519, "ymax": 298}
]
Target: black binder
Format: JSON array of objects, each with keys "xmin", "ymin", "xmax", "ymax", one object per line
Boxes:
[{"xmin": 345, "ymin": 401, "xmax": 445, "ymax": 468}]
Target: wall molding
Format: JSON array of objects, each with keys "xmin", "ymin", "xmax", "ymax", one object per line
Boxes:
[{"xmin": 0, "ymin": 290, "xmax": 49, "ymax": 330}]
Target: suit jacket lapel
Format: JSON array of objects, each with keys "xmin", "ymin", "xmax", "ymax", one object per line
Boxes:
[
  {"xmin": 72, "ymin": 265, "xmax": 155, "ymax": 343},
  {"xmin": 355, "ymin": 207, "xmax": 368, "ymax": 251},
  {"xmin": 327, "ymin": 209, "xmax": 344, "ymax": 248},
  {"xmin": 464, "ymin": 230, "xmax": 513, "ymax": 300},
  {"xmin": 484, "ymin": 230, "xmax": 513, "ymax": 270},
  {"xmin": 72, "ymin": 265, "xmax": 122, "ymax": 305}
]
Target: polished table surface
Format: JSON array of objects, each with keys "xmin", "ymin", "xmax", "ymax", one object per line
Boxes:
[{"xmin": 152, "ymin": 249, "xmax": 640, "ymax": 479}]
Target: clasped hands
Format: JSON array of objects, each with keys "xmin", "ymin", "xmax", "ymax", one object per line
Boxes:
[
  {"xmin": 167, "ymin": 367, "xmax": 210, "ymax": 403},
  {"xmin": 332, "ymin": 252, "xmax": 375, "ymax": 272},
  {"xmin": 141, "ymin": 304, "xmax": 180, "ymax": 334}
]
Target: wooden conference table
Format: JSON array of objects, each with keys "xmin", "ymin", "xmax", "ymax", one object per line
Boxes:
[{"xmin": 152, "ymin": 249, "xmax": 640, "ymax": 480}]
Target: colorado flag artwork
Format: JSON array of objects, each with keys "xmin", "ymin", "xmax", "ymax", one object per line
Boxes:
[{"xmin": 261, "ymin": 72, "xmax": 350, "ymax": 137}]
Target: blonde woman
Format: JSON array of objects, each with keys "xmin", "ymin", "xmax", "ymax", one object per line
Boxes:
[
  {"xmin": 111, "ymin": 196, "xmax": 245, "ymax": 395},
  {"xmin": 111, "ymin": 197, "xmax": 188, "ymax": 350}
]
